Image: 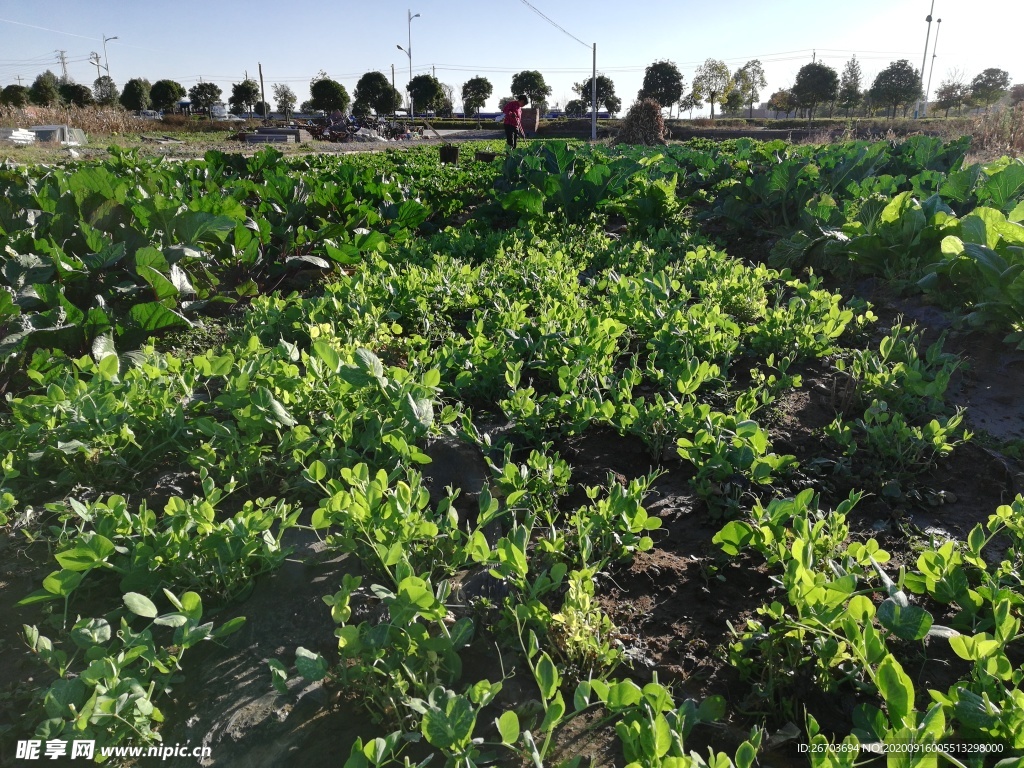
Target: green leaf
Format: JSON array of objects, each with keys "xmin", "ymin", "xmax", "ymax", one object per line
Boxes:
[
  {"xmin": 1009, "ymin": 200, "xmax": 1024, "ymax": 223},
  {"xmin": 268, "ymin": 658, "xmax": 290, "ymax": 695},
  {"xmin": 305, "ymin": 460, "xmax": 327, "ymax": 483},
  {"xmin": 127, "ymin": 301, "xmax": 191, "ymax": 332},
  {"xmin": 172, "ymin": 211, "xmax": 236, "ymax": 246},
  {"xmin": 42, "ymin": 569, "xmax": 84, "ymax": 599},
  {"xmin": 535, "ymin": 653, "xmax": 559, "ymax": 700},
  {"xmin": 403, "ymin": 394, "xmax": 434, "ymax": 431},
  {"xmin": 502, "ymin": 189, "xmax": 546, "ymax": 218},
  {"xmin": 91, "ymin": 333, "xmax": 117, "ymax": 362},
  {"xmin": 876, "ymin": 655, "xmax": 914, "ymax": 729},
  {"xmin": 712, "ymin": 521, "xmax": 754, "ymax": 556},
  {"xmin": 55, "ymin": 534, "xmax": 116, "ymax": 572},
  {"xmin": 212, "ymin": 616, "xmax": 246, "ymax": 639},
  {"xmin": 497, "ymin": 710, "xmax": 520, "ymax": 744},
  {"xmin": 295, "ymin": 647, "xmax": 329, "ymax": 681},
  {"xmin": 311, "ymin": 340, "xmax": 341, "ymax": 372},
  {"xmin": 179, "ymin": 591, "xmax": 203, "ymax": 621},
  {"xmin": 696, "ymin": 694, "xmax": 726, "ymax": 722},
  {"xmin": 70, "ymin": 618, "xmax": 112, "ymax": 648},
  {"xmin": 539, "ymin": 691, "xmax": 566, "ymax": 733},
  {"xmin": 134, "ymin": 245, "xmax": 169, "ymax": 272},
  {"xmin": 123, "ymin": 592, "xmax": 159, "ymax": 618},
  {"xmin": 422, "ymin": 692, "xmax": 475, "ymax": 750},
  {"xmin": 605, "ymin": 680, "xmax": 643, "ymax": 711},
  {"xmin": 877, "ymin": 597, "xmax": 933, "ymax": 641},
  {"xmin": 137, "ymin": 264, "xmax": 179, "ymax": 301},
  {"xmin": 355, "ymin": 348, "xmax": 385, "ymax": 381}
]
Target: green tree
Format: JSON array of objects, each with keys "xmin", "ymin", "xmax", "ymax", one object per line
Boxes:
[
  {"xmin": 150, "ymin": 79, "xmax": 185, "ymax": 112},
  {"xmin": 722, "ymin": 80, "xmax": 745, "ymax": 116},
  {"xmin": 1, "ymin": 84, "xmax": 29, "ymax": 107},
  {"xmin": 309, "ymin": 71, "xmax": 350, "ymax": 113},
  {"xmin": 767, "ymin": 89, "xmax": 796, "ymax": 118},
  {"xmin": 254, "ymin": 101, "xmax": 271, "ymax": 117},
  {"xmin": 510, "ymin": 70, "xmax": 551, "ymax": 106},
  {"xmin": 461, "ymin": 76, "xmax": 492, "ymax": 117},
  {"xmin": 29, "ymin": 70, "xmax": 61, "ymax": 106},
  {"xmin": 188, "ymin": 82, "xmax": 223, "ymax": 117},
  {"xmin": 935, "ymin": 73, "xmax": 970, "ymax": 116},
  {"xmin": 438, "ymin": 83, "xmax": 455, "ymax": 117},
  {"xmin": 272, "ymin": 83, "xmax": 297, "ymax": 119},
  {"xmin": 120, "ymin": 78, "xmax": 151, "ymax": 111},
  {"xmin": 970, "ymin": 68, "xmax": 1011, "ymax": 111},
  {"xmin": 692, "ymin": 59, "xmax": 731, "ymax": 119},
  {"xmin": 678, "ymin": 90, "xmax": 702, "ymax": 119},
  {"xmin": 229, "ymin": 78, "xmax": 261, "ymax": 117},
  {"xmin": 1010, "ymin": 84, "xmax": 1024, "ymax": 106},
  {"xmin": 59, "ymin": 82, "xmax": 94, "ymax": 107},
  {"xmin": 870, "ymin": 59, "xmax": 920, "ymax": 118},
  {"xmin": 792, "ymin": 61, "xmax": 839, "ymax": 120},
  {"xmin": 354, "ymin": 71, "xmax": 403, "ymax": 116},
  {"xmin": 736, "ymin": 59, "xmax": 767, "ymax": 118},
  {"xmin": 407, "ymin": 74, "xmax": 444, "ymax": 114},
  {"xmin": 574, "ymin": 74, "xmax": 621, "ymax": 116},
  {"xmin": 638, "ymin": 60, "xmax": 684, "ymax": 115},
  {"xmin": 564, "ymin": 99, "xmax": 586, "ymax": 118},
  {"xmin": 93, "ymin": 76, "xmax": 120, "ymax": 106},
  {"xmin": 838, "ymin": 56, "xmax": 863, "ymax": 116}
]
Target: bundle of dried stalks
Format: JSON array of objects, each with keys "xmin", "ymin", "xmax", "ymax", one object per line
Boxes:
[{"xmin": 613, "ymin": 99, "xmax": 666, "ymax": 146}]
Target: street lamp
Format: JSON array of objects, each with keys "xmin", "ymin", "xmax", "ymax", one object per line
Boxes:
[
  {"xmin": 916, "ymin": 1, "xmax": 935, "ymax": 117},
  {"xmin": 396, "ymin": 9, "xmax": 420, "ymax": 118},
  {"xmin": 102, "ymin": 34, "xmax": 118, "ymax": 80},
  {"xmin": 925, "ymin": 18, "xmax": 942, "ymax": 115}
]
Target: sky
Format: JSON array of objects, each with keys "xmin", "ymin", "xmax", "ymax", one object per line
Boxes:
[{"xmin": 1, "ymin": 0, "xmax": 1021, "ymax": 116}]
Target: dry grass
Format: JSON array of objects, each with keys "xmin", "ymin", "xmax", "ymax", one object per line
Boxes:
[
  {"xmin": 966, "ymin": 105, "xmax": 1024, "ymax": 158},
  {"xmin": 0, "ymin": 104, "xmax": 149, "ymax": 135}
]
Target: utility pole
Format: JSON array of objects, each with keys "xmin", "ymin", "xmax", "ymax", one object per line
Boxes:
[
  {"xmin": 396, "ymin": 9, "xmax": 420, "ymax": 117},
  {"xmin": 432, "ymin": 65, "xmax": 435, "ymax": 79},
  {"xmin": 812, "ymin": 50, "xmax": 816, "ymax": 63},
  {"xmin": 591, "ymin": 43, "xmax": 597, "ymax": 141},
  {"xmin": 55, "ymin": 50, "xmax": 68, "ymax": 81},
  {"xmin": 90, "ymin": 53, "xmax": 103, "ymax": 80},
  {"xmin": 102, "ymin": 34, "xmax": 118, "ymax": 80},
  {"xmin": 258, "ymin": 62, "xmax": 266, "ymax": 121},
  {"xmin": 916, "ymin": 0, "xmax": 936, "ymax": 118},
  {"xmin": 925, "ymin": 18, "xmax": 942, "ymax": 116},
  {"xmin": 15, "ymin": 75, "xmax": 24, "ymax": 86}
]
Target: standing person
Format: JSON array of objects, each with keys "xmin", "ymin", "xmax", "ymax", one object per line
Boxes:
[{"xmin": 503, "ymin": 94, "xmax": 528, "ymax": 149}]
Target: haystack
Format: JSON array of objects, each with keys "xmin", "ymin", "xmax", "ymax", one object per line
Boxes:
[{"xmin": 613, "ymin": 98, "xmax": 666, "ymax": 146}]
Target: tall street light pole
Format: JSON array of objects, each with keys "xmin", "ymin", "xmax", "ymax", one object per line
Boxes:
[
  {"xmin": 925, "ymin": 18, "xmax": 942, "ymax": 115},
  {"xmin": 396, "ymin": 9, "xmax": 420, "ymax": 119},
  {"xmin": 916, "ymin": 1, "xmax": 935, "ymax": 118},
  {"xmin": 102, "ymin": 34, "xmax": 118, "ymax": 80}
]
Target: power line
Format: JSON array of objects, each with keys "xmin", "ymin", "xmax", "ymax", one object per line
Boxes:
[
  {"xmin": 0, "ymin": 17, "xmax": 99, "ymax": 41},
  {"xmin": 517, "ymin": 0, "xmax": 589, "ymax": 49}
]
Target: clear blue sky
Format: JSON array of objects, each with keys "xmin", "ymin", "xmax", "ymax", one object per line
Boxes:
[{"xmin": 1, "ymin": 1, "xmax": 1020, "ymax": 115}]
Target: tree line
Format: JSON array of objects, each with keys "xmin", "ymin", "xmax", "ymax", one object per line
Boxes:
[
  {"xmin": 760, "ymin": 59, "xmax": 1016, "ymax": 120},
  {"xmin": 2, "ymin": 61, "xmax": 1018, "ymax": 121}
]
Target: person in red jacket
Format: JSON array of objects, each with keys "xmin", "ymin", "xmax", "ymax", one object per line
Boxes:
[{"xmin": 502, "ymin": 94, "xmax": 528, "ymax": 149}]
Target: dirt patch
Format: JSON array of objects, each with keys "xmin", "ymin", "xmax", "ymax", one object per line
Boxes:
[
  {"xmin": 948, "ymin": 334, "xmax": 1024, "ymax": 445},
  {"xmin": 154, "ymin": 528, "xmax": 368, "ymax": 767}
]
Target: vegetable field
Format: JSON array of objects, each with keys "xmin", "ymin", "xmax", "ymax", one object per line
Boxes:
[{"xmin": 2, "ymin": 136, "xmax": 1024, "ymax": 767}]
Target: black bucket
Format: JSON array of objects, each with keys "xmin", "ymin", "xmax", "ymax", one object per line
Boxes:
[{"xmin": 440, "ymin": 144, "xmax": 459, "ymax": 164}]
